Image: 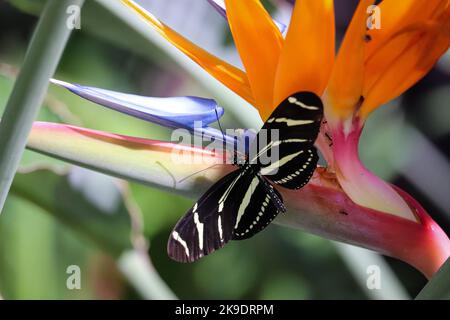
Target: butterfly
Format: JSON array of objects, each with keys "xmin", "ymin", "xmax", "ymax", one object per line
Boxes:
[{"xmin": 168, "ymin": 92, "xmax": 324, "ymax": 262}]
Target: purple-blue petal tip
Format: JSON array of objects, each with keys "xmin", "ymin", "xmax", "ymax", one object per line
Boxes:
[
  {"xmin": 50, "ymin": 79, "xmax": 237, "ymax": 147},
  {"xmin": 50, "ymin": 79, "xmax": 224, "ymax": 128}
]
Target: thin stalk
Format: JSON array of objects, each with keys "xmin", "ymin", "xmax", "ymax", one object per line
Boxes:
[
  {"xmin": 333, "ymin": 243, "xmax": 410, "ymax": 300},
  {"xmin": 0, "ymin": 0, "xmax": 84, "ymax": 212},
  {"xmin": 118, "ymin": 250, "xmax": 178, "ymax": 300}
]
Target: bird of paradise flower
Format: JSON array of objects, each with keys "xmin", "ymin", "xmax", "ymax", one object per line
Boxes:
[{"xmin": 29, "ymin": 0, "xmax": 450, "ymax": 278}]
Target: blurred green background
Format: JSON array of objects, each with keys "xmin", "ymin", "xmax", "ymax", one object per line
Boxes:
[{"xmin": 0, "ymin": 0, "xmax": 448, "ymax": 299}]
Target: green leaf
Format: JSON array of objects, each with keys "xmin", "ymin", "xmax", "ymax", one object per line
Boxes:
[
  {"xmin": 0, "ymin": 0, "xmax": 84, "ymax": 212},
  {"xmin": 416, "ymin": 258, "xmax": 450, "ymax": 300},
  {"xmin": 7, "ymin": 0, "xmax": 45, "ymax": 15},
  {"xmin": 11, "ymin": 168, "xmax": 132, "ymax": 255},
  {"xmin": 8, "ymin": 166, "xmax": 177, "ymax": 299}
]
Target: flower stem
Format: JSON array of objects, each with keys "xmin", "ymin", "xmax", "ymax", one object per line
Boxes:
[
  {"xmin": 278, "ymin": 177, "xmax": 450, "ymax": 279},
  {"xmin": 118, "ymin": 250, "xmax": 178, "ymax": 300},
  {"xmin": 0, "ymin": 0, "xmax": 84, "ymax": 213},
  {"xmin": 315, "ymin": 119, "xmax": 335, "ymax": 168},
  {"xmin": 331, "ymin": 118, "xmax": 417, "ymax": 222},
  {"xmin": 27, "ymin": 122, "xmax": 449, "ymax": 278}
]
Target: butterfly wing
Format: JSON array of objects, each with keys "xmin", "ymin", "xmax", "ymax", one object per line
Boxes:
[
  {"xmin": 168, "ymin": 167, "xmax": 256, "ymax": 262},
  {"xmin": 232, "ymin": 174, "xmax": 284, "ymax": 240},
  {"xmin": 263, "ymin": 91, "xmax": 324, "ymax": 141},
  {"xmin": 253, "ymin": 92, "xmax": 323, "ymax": 190},
  {"xmin": 260, "ymin": 144, "xmax": 319, "ymax": 189},
  {"xmin": 169, "ymin": 92, "xmax": 324, "ymax": 261}
]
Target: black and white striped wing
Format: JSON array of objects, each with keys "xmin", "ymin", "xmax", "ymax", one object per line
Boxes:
[
  {"xmin": 259, "ymin": 145, "xmax": 319, "ymax": 189},
  {"xmin": 232, "ymin": 174, "xmax": 284, "ymax": 240},
  {"xmin": 254, "ymin": 91, "xmax": 323, "ymax": 190},
  {"xmin": 263, "ymin": 91, "xmax": 323, "ymax": 142},
  {"xmin": 167, "ymin": 168, "xmax": 254, "ymax": 263}
]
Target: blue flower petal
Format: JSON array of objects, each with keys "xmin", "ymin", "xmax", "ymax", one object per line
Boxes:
[
  {"xmin": 51, "ymin": 79, "xmax": 223, "ymax": 127},
  {"xmin": 51, "ymin": 79, "xmax": 236, "ymax": 147},
  {"xmin": 206, "ymin": 0, "xmax": 287, "ymax": 34}
]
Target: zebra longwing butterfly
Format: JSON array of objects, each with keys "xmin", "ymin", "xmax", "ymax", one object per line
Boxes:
[{"xmin": 168, "ymin": 92, "xmax": 323, "ymax": 262}]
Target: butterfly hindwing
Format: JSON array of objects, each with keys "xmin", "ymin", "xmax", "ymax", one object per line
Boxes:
[
  {"xmin": 233, "ymin": 174, "xmax": 284, "ymax": 240},
  {"xmin": 253, "ymin": 92, "xmax": 323, "ymax": 189},
  {"xmin": 260, "ymin": 145, "xmax": 319, "ymax": 189}
]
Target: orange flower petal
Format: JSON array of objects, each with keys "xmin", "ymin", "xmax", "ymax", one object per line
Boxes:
[
  {"xmin": 326, "ymin": 0, "xmax": 373, "ymax": 120},
  {"xmin": 273, "ymin": 0, "xmax": 335, "ymax": 106},
  {"xmin": 361, "ymin": 8, "xmax": 450, "ymax": 117},
  {"xmin": 225, "ymin": 0, "xmax": 283, "ymax": 120},
  {"xmin": 366, "ymin": 0, "xmax": 446, "ymax": 58},
  {"xmin": 364, "ymin": 0, "xmax": 448, "ymax": 94},
  {"xmin": 121, "ymin": 0, "xmax": 255, "ymax": 105}
]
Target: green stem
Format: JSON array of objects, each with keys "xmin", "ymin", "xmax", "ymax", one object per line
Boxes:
[
  {"xmin": 0, "ymin": 0, "xmax": 84, "ymax": 212},
  {"xmin": 118, "ymin": 250, "xmax": 178, "ymax": 300},
  {"xmin": 416, "ymin": 258, "xmax": 450, "ymax": 300}
]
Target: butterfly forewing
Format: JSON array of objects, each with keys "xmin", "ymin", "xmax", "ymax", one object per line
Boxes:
[
  {"xmin": 262, "ymin": 92, "xmax": 323, "ymax": 141},
  {"xmin": 254, "ymin": 92, "xmax": 323, "ymax": 190},
  {"xmin": 168, "ymin": 167, "xmax": 256, "ymax": 262}
]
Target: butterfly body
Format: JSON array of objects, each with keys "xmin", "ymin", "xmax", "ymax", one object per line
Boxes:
[{"xmin": 168, "ymin": 92, "xmax": 324, "ymax": 262}]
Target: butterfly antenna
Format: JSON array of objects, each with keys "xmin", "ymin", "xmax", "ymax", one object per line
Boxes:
[
  {"xmin": 214, "ymin": 106, "xmax": 226, "ymax": 143},
  {"xmin": 156, "ymin": 161, "xmax": 177, "ymax": 189},
  {"xmin": 178, "ymin": 164, "xmax": 221, "ymax": 183},
  {"xmin": 177, "ymin": 107, "xmax": 224, "ymax": 184},
  {"xmin": 215, "ymin": 106, "xmax": 231, "ymax": 164}
]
